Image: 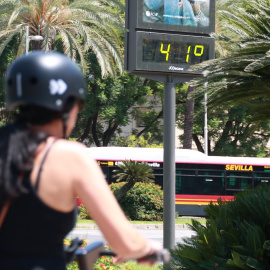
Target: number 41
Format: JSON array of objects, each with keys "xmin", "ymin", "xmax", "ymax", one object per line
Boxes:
[{"xmin": 160, "ymin": 43, "xmax": 204, "ymax": 63}]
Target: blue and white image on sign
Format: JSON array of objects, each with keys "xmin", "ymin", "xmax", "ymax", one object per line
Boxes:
[{"xmin": 143, "ymin": 0, "xmax": 210, "ymax": 27}]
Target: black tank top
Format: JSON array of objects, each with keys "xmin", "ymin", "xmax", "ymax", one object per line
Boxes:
[{"xmin": 0, "ymin": 140, "xmax": 78, "ymax": 270}]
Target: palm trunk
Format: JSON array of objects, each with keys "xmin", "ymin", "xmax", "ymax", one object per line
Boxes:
[
  {"xmin": 116, "ymin": 180, "xmax": 135, "ymax": 200},
  {"xmin": 183, "ymin": 85, "xmax": 195, "ymax": 149}
]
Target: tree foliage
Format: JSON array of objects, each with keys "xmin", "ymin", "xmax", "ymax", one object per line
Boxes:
[
  {"xmin": 177, "ymin": 95, "xmax": 270, "ymax": 156},
  {"xmin": 0, "ymin": 0, "xmax": 124, "ymax": 76},
  {"xmin": 71, "ymin": 55, "xmax": 164, "ymax": 147},
  {"xmin": 114, "ymin": 133, "xmax": 163, "ymax": 148},
  {"xmin": 176, "ymin": 0, "xmax": 270, "ymax": 155}
]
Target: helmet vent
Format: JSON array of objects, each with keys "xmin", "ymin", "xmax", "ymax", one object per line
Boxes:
[{"xmin": 29, "ymin": 76, "xmax": 38, "ymax": 84}]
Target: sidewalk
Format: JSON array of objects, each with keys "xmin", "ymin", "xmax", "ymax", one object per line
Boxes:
[{"xmin": 76, "ymin": 223, "xmax": 190, "ymax": 230}]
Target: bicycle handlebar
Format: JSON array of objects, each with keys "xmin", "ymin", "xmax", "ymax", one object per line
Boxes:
[
  {"xmin": 73, "ymin": 240, "xmax": 170, "ymax": 270},
  {"xmin": 100, "ymin": 249, "xmax": 170, "ymax": 263}
]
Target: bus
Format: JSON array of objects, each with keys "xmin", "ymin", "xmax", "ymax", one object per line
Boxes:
[{"xmin": 87, "ymin": 147, "xmax": 270, "ymax": 216}]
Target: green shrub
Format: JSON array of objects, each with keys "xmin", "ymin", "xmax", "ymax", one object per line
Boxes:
[
  {"xmin": 77, "ymin": 183, "xmax": 163, "ymax": 221},
  {"xmin": 167, "ymin": 184, "xmax": 270, "ymax": 269},
  {"xmin": 110, "ymin": 182, "xmax": 163, "ymax": 221},
  {"xmin": 78, "ymin": 204, "xmax": 91, "ymax": 219}
]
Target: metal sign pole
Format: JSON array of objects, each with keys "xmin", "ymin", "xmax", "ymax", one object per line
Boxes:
[
  {"xmin": 163, "ymin": 74, "xmax": 176, "ymax": 249},
  {"xmin": 25, "ymin": 26, "xmax": 29, "ymax": 55}
]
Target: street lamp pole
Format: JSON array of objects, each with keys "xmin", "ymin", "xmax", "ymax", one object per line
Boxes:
[
  {"xmin": 204, "ymin": 81, "xmax": 208, "ymax": 155},
  {"xmin": 25, "ymin": 26, "xmax": 43, "ymax": 55}
]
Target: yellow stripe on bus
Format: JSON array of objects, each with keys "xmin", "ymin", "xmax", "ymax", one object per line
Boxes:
[{"xmin": 175, "ymin": 202, "xmax": 219, "ymax": 205}]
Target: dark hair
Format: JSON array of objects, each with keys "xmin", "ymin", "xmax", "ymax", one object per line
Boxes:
[
  {"xmin": 0, "ymin": 123, "xmax": 48, "ymax": 206},
  {"xmin": 0, "ymin": 97, "xmax": 77, "ymax": 207}
]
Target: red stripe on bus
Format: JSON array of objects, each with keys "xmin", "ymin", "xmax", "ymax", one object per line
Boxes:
[{"xmin": 175, "ymin": 195, "xmax": 234, "ymax": 200}]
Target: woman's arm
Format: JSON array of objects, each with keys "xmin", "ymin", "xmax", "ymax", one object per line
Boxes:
[{"xmin": 72, "ymin": 147, "xmax": 161, "ymax": 261}]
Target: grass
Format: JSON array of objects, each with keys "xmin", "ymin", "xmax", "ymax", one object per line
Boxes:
[
  {"xmin": 76, "ymin": 217, "xmax": 206, "ymax": 225},
  {"xmin": 129, "ymin": 217, "xmax": 205, "ymax": 225},
  {"xmin": 76, "ymin": 218, "xmax": 96, "ymax": 224}
]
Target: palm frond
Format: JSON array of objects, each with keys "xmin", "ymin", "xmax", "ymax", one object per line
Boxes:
[
  {"xmin": 0, "ymin": 28, "xmax": 21, "ymax": 55},
  {"xmin": 190, "ymin": 0, "xmax": 270, "ymax": 121},
  {"xmin": 0, "ymin": 0, "xmax": 124, "ymax": 77}
]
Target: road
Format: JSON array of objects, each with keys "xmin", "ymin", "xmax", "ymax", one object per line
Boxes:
[{"xmin": 67, "ymin": 228, "xmax": 196, "ymax": 247}]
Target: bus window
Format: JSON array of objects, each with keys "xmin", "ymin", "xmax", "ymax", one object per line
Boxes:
[
  {"xmin": 108, "ymin": 167, "xmax": 118, "ymax": 184},
  {"xmin": 240, "ymin": 178, "xmax": 251, "ymax": 189},
  {"xmin": 197, "ymin": 170, "xmax": 225, "ymax": 195},
  {"xmin": 226, "ymin": 172, "xmax": 252, "ymax": 195},
  {"xmin": 197, "ymin": 176, "xmax": 225, "ymax": 195},
  {"xmin": 151, "ymin": 168, "xmax": 163, "ymax": 189},
  {"xmin": 176, "ymin": 170, "xmax": 197, "ymax": 194},
  {"xmin": 254, "ymin": 172, "xmax": 270, "ymax": 188},
  {"xmin": 154, "ymin": 174, "xmax": 163, "ymax": 189},
  {"xmin": 101, "ymin": 167, "xmax": 109, "ymax": 183},
  {"xmin": 176, "ymin": 174, "xmax": 181, "ymax": 194}
]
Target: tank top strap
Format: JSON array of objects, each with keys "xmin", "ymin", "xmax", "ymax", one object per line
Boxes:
[{"xmin": 34, "ymin": 139, "xmax": 58, "ymax": 192}]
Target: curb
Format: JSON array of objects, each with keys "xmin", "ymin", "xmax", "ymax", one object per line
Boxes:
[
  {"xmin": 131, "ymin": 224, "xmax": 189, "ymax": 229},
  {"xmin": 75, "ymin": 223, "xmax": 189, "ymax": 230}
]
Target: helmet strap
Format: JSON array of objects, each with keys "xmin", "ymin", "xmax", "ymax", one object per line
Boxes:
[{"xmin": 62, "ymin": 113, "xmax": 69, "ymax": 139}]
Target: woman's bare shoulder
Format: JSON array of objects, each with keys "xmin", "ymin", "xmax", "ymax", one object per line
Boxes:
[
  {"xmin": 49, "ymin": 138, "xmax": 95, "ymax": 164},
  {"xmin": 52, "ymin": 138, "xmax": 86, "ymax": 151}
]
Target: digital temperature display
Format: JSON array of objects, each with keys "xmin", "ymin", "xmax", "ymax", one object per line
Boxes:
[
  {"xmin": 143, "ymin": 39, "xmax": 209, "ymax": 65},
  {"xmin": 126, "ymin": 31, "xmax": 215, "ymax": 74}
]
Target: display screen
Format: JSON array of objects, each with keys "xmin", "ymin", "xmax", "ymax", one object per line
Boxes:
[
  {"xmin": 137, "ymin": 0, "xmax": 215, "ymax": 34},
  {"xmin": 131, "ymin": 31, "xmax": 215, "ymax": 74},
  {"xmin": 143, "ymin": 39, "xmax": 209, "ymax": 65}
]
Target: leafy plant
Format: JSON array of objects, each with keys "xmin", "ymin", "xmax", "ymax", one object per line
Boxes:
[
  {"xmin": 112, "ymin": 160, "xmax": 155, "ymax": 200},
  {"xmin": 78, "ymin": 204, "xmax": 91, "ymax": 220},
  {"xmin": 110, "ymin": 182, "xmax": 163, "ymax": 221},
  {"xmin": 167, "ymin": 184, "xmax": 270, "ymax": 269},
  {"xmin": 78, "ymin": 182, "xmax": 163, "ymax": 221}
]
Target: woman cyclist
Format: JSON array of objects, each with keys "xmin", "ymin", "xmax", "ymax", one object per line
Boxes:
[{"xmin": 0, "ymin": 51, "xmax": 161, "ymax": 270}]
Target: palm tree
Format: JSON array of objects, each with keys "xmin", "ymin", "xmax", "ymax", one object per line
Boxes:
[
  {"xmin": 112, "ymin": 160, "xmax": 155, "ymax": 200},
  {"xmin": 180, "ymin": 0, "xmax": 251, "ymax": 151},
  {"xmin": 190, "ymin": 0, "xmax": 270, "ymax": 121},
  {"xmin": 0, "ymin": 0, "xmax": 124, "ymax": 77}
]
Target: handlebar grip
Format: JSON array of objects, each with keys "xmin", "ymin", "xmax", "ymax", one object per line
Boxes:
[
  {"xmin": 100, "ymin": 249, "xmax": 170, "ymax": 263},
  {"xmin": 138, "ymin": 249, "xmax": 170, "ymax": 263}
]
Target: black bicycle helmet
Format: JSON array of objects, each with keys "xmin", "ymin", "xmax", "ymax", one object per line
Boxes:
[{"xmin": 5, "ymin": 51, "xmax": 86, "ymax": 111}]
